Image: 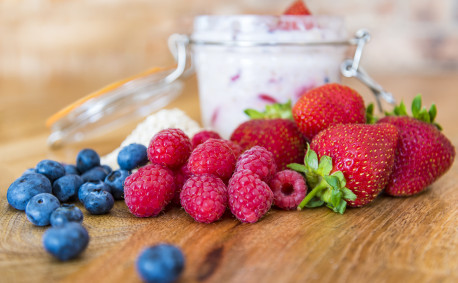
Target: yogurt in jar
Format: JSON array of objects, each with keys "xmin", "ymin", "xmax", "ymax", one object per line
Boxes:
[{"xmin": 191, "ymin": 15, "xmax": 348, "ymax": 138}]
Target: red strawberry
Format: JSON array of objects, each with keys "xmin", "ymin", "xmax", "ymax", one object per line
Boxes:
[
  {"xmin": 292, "ymin": 83, "xmax": 366, "ymax": 142},
  {"xmin": 377, "ymin": 95, "xmax": 455, "ymax": 196},
  {"xmin": 283, "ymin": 0, "xmax": 312, "ymax": 15},
  {"xmin": 230, "ymin": 102, "xmax": 305, "ymax": 171},
  {"xmin": 289, "ymin": 123, "xmax": 399, "ymax": 213}
]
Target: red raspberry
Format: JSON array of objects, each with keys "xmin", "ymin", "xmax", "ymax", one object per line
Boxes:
[
  {"xmin": 124, "ymin": 164, "xmax": 175, "ymax": 217},
  {"xmin": 180, "ymin": 174, "xmax": 227, "ymax": 223},
  {"xmin": 235, "ymin": 146, "xmax": 277, "ymax": 182},
  {"xmin": 269, "ymin": 170, "xmax": 307, "ymax": 210},
  {"xmin": 188, "ymin": 139, "xmax": 236, "ymax": 181},
  {"xmin": 222, "ymin": 140, "xmax": 243, "ymax": 159},
  {"xmin": 172, "ymin": 163, "xmax": 193, "ymax": 205},
  {"xmin": 147, "ymin": 128, "xmax": 192, "ymax": 169},
  {"xmin": 228, "ymin": 169, "xmax": 273, "ymax": 223},
  {"xmin": 192, "ymin": 130, "xmax": 222, "ymax": 149}
]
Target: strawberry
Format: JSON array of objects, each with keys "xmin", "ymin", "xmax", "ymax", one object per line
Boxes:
[
  {"xmin": 292, "ymin": 83, "xmax": 366, "ymax": 142},
  {"xmin": 377, "ymin": 95, "xmax": 455, "ymax": 196},
  {"xmin": 230, "ymin": 101, "xmax": 306, "ymax": 171},
  {"xmin": 289, "ymin": 123, "xmax": 399, "ymax": 213},
  {"xmin": 283, "ymin": 0, "xmax": 312, "ymax": 15}
]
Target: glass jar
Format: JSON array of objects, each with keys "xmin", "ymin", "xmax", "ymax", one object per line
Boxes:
[{"xmin": 191, "ymin": 15, "xmax": 349, "ymax": 138}]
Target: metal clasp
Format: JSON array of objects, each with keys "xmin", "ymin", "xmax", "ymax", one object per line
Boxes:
[
  {"xmin": 341, "ymin": 29, "xmax": 396, "ymax": 112},
  {"xmin": 166, "ymin": 34, "xmax": 193, "ymax": 84}
]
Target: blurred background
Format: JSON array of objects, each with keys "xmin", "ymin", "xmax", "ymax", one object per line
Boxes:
[
  {"xmin": 0, "ymin": 0, "xmax": 457, "ymax": 149},
  {"xmin": 1, "ymin": 0, "xmax": 457, "ymax": 81}
]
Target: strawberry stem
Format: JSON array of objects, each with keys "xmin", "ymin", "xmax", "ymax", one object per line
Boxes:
[
  {"xmin": 297, "ymin": 178, "xmax": 327, "ymax": 210},
  {"xmin": 288, "ymin": 145, "xmax": 357, "ymax": 214}
]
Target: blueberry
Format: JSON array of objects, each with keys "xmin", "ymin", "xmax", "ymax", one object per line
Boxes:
[
  {"xmin": 7, "ymin": 173, "xmax": 52, "ymax": 210},
  {"xmin": 63, "ymin": 164, "xmax": 79, "ymax": 175},
  {"xmin": 104, "ymin": 170, "xmax": 130, "ymax": 200},
  {"xmin": 136, "ymin": 244, "xmax": 185, "ymax": 283},
  {"xmin": 76, "ymin": 148, "xmax": 100, "ymax": 173},
  {"xmin": 83, "ymin": 190, "xmax": 114, "ymax": 215},
  {"xmin": 43, "ymin": 222, "xmax": 89, "ymax": 261},
  {"xmin": 25, "ymin": 193, "xmax": 60, "ymax": 226},
  {"xmin": 81, "ymin": 166, "xmax": 108, "ymax": 182},
  {"xmin": 36, "ymin": 160, "xmax": 65, "ymax": 182},
  {"xmin": 50, "ymin": 204, "xmax": 84, "ymax": 227},
  {"xmin": 52, "ymin": 174, "xmax": 84, "ymax": 202},
  {"xmin": 78, "ymin": 181, "xmax": 111, "ymax": 203},
  {"xmin": 101, "ymin": 165, "xmax": 112, "ymax": 174},
  {"xmin": 117, "ymin": 143, "xmax": 148, "ymax": 171},
  {"xmin": 22, "ymin": 168, "xmax": 36, "ymax": 176}
]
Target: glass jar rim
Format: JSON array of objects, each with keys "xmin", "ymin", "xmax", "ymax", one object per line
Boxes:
[{"xmin": 191, "ymin": 14, "xmax": 349, "ymax": 46}]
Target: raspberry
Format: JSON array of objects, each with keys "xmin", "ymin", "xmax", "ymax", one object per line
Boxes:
[
  {"xmin": 269, "ymin": 170, "xmax": 307, "ymax": 210},
  {"xmin": 124, "ymin": 164, "xmax": 175, "ymax": 217},
  {"xmin": 235, "ymin": 146, "xmax": 277, "ymax": 182},
  {"xmin": 228, "ymin": 170, "xmax": 273, "ymax": 223},
  {"xmin": 222, "ymin": 140, "xmax": 243, "ymax": 159},
  {"xmin": 147, "ymin": 128, "xmax": 192, "ymax": 169},
  {"xmin": 191, "ymin": 130, "xmax": 222, "ymax": 149},
  {"xmin": 180, "ymin": 174, "xmax": 227, "ymax": 223},
  {"xmin": 172, "ymin": 163, "xmax": 193, "ymax": 205},
  {"xmin": 188, "ymin": 139, "xmax": 236, "ymax": 181}
]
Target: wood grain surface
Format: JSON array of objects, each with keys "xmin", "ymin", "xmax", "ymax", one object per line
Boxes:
[{"xmin": 1, "ymin": 74, "xmax": 457, "ymax": 283}]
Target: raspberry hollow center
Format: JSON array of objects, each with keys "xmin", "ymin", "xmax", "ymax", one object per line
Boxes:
[{"xmin": 281, "ymin": 184, "xmax": 294, "ymax": 196}]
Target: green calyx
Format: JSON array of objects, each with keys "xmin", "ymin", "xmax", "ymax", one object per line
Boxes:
[
  {"xmin": 366, "ymin": 103, "xmax": 378, "ymax": 124},
  {"xmin": 244, "ymin": 100, "xmax": 293, "ymax": 120},
  {"xmin": 287, "ymin": 144, "xmax": 356, "ymax": 214},
  {"xmin": 385, "ymin": 94, "xmax": 442, "ymax": 130}
]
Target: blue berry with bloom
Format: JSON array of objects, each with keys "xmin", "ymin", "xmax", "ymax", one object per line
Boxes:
[
  {"xmin": 36, "ymin": 160, "xmax": 65, "ymax": 182},
  {"xmin": 63, "ymin": 164, "xmax": 79, "ymax": 175},
  {"xmin": 7, "ymin": 173, "xmax": 52, "ymax": 211},
  {"xmin": 76, "ymin": 148, "xmax": 100, "ymax": 173},
  {"xmin": 104, "ymin": 170, "xmax": 130, "ymax": 200},
  {"xmin": 25, "ymin": 193, "xmax": 60, "ymax": 226},
  {"xmin": 101, "ymin": 164, "xmax": 112, "ymax": 174},
  {"xmin": 78, "ymin": 181, "xmax": 111, "ymax": 203},
  {"xmin": 43, "ymin": 222, "xmax": 89, "ymax": 261},
  {"xmin": 136, "ymin": 244, "xmax": 185, "ymax": 283},
  {"xmin": 117, "ymin": 143, "xmax": 148, "ymax": 171},
  {"xmin": 50, "ymin": 204, "xmax": 84, "ymax": 227},
  {"xmin": 52, "ymin": 174, "xmax": 84, "ymax": 202},
  {"xmin": 83, "ymin": 190, "xmax": 114, "ymax": 215},
  {"xmin": 81, "ymin": 166, "xmax": 108, "ymax": 182}
]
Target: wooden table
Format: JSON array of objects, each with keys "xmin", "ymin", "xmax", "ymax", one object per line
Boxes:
[{"xmin": 1, "ymin": 73, "xmax": 457, "ymax": 283}]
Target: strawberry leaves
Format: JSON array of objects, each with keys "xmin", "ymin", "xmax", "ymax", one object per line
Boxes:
[
  {"xmin": 244, "ymin": 100, "xmax": 293, "ymax": 120},
  {"xmin": 366, "ymin": 103, "xmax": 378, "ymax": 124},
  {"xmin": 385, "ymin": 94, "xmax": 442, "ymax": 130},
  {"xmin": 288, "ymin": 145, "xmax": 356, "ymax": 214}
]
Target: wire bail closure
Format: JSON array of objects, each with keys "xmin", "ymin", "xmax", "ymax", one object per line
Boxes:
[{"xmin": 341, "ymin": 29, "xmax": 396, "ymax": 112}]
